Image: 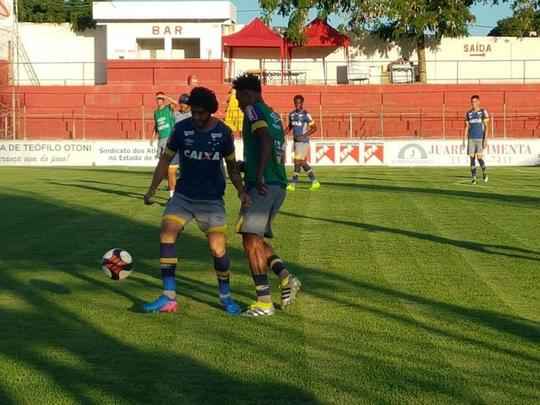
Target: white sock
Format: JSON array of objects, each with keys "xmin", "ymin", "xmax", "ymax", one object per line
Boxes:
[{"xmin": 169, "ymin": 190, "xmax": 174, "ymax": 198}]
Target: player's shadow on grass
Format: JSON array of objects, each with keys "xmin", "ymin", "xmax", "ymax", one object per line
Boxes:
[
  {"xmin": 0, "ymin": 192, "xmax": 321, "ymax": 403},
  {"xmin": 0, "ymin": 274, "xmax": 320, "ymax": 404},
  {"xmin": 281, "ymin": 211, "xmax": 540, "ymax": 263},
  {"xmin": 1, "ymin": 192, "xmax": 538, "ymax": 402},
  {"xmin": 321, "ymin": 180, "xmax": 540, "ymax": 207},
  {"xmin": 47, "ymin": 180, "xmax": 168, "ymax": 206}
]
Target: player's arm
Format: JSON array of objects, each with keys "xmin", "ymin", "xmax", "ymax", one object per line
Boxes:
[
  {"xmin": 225, "ymin": 158, "xmax": 251, "ymax": 208},
  {"xmin": 151, "ymin": 121, "xmax": 158, "ymax": 146},
  {"xmin": 144, "ymin": 152, "xmax": 174, "ymax": 204},
  {"xmin": 286, "ymin": 113, "xmax": 293, "ymax": 135},
  {"xmin": 222, "ymin": 129, "xmax": 250, "ymax": 206},
  {"xmin": 305, "ymin": 113, "xmax": 317, "ymax": 137},
  {"xmin": 482, "ymin": 110, "xmax": 490, "ymax": 147},
  {"xmin": 253, "ymin": 126, "xmax": 273, "ymax": 195},
  {"xmin": 145, "ymin": 129, "xmax": 179, "ymax": 204},
  {"xmin": 164, "ymin": 95, "xmax": 178, "ymax": 107},
  {"xmin": 463, "ymin": 120, "xmax": 469, "ymax": 146}
]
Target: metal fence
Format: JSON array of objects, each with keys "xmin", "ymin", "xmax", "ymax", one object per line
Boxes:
[
  {"xmin": 2, "ymin": 107, "xmax": 539, "ymax": 141},
  {"xmin": 5, "ymin": 58, "xmax": 540, "ymax": 85}
]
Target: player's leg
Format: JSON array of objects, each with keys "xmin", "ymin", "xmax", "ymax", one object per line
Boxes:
[
  {"xmin": 237, "ymin": 188, "xmax": 281, "ymax": 316},
  {"xmin": 287, "ymin": 142, "xmax": 301, "ymax": 191},
  {"xmin": 142, "ymin": 217, "xmax": 185, "ymax": 313},
  {"xmin": 302, "ymin": 159, "xmax": 320, "ymax": 190},
  {"xmin": 196, "ymin": 200, "xmax": 241, "ymax": 314},
  {"xmin": 143, "ymin": 195, "xmax": 193, "ymax": 313},
  {"xmin": 477, "ymin": 151, "xmax": 488, "ymax": 182},
  {"xmin": 468, "ymin": 138, "xmax": 478, "ymax": 184},
  {"xmin": 241, "ymin": 233, "xmax": 275, "ymax": 316},
  {"xmin": 207, "ymin": 232, "xmax": 241, "ymax": 315},
  {"xmin": 470, "ymin": 153, "xmax": 477, "ymax": 184},
  {"xmin": 264, "ymin": 242, "xmax": 302, "ymax": 308},
  {"xmin": 288, "ymin": 159, "xmax": 301, "ymax": 191}
]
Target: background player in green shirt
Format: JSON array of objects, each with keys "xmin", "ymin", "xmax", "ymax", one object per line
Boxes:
[
  {"xmin": 152, "ymin": 92, "xmax": 178, "ymax": 199},
  {"xmin": 233, "ymin": 74, "xmax": 302, "ymax": 317}
]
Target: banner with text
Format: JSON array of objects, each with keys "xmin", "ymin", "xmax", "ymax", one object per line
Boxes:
[{"xmin": 1, "ymin": 140, "xmax": 539, "ymax": 167}]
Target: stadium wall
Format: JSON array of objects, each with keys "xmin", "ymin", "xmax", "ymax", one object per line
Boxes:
[
  {"xmin": 1, "ymin": 139, "xmax": 539, "ymax": 167},
  {"xmin": 107, "ymin": 60, "xmax": 224, "ymax": 85},
  {"xmin": 1, "ymin": 83, "xmax": 540, "ymax": 140},
  {"xmin": 0, "ymin": 59, "xmax": 8, "ymax": 86}
]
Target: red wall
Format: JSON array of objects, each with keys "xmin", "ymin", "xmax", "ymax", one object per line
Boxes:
[
  {"xmin": 0, "ymin": 60, "xmax": 8, "ymax": 87},
  {"xmin": 107, "ymin": 60, "xmax": 224, "ymax": 85},
  {"xmin": 2, "ymin": 82, "xmax": 540, "ymax": 140}
]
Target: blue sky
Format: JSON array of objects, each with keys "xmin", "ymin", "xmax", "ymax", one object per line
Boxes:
[{"xmin": 231, "ymin": 1, "xmax": 513, "ymax": 36}]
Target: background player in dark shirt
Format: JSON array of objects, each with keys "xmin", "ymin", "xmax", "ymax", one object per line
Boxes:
[
  {"xmin": 464, "ymin": 95, "xmax": 490, "ymax": 184},
  {"xmin": 287, "ymin": 95, "xmax": 320, "ymax": 191}
]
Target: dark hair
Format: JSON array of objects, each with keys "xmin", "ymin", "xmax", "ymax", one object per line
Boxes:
[
  {"xmin": 155, "ymin": 91, "xmax": 165, "ymax": 97},
  {"xmin": 294, "ymin": 95, "xmax": 304, "ymax": 102},
  {"xmin": 232, "ymin": 73, "xmax": 262, "ymax": 93},
  {"xmin": 471, "ymin": 95, "xmax": 480, "ymax": 101},
  {"xmin": 179, "ymin": 93, "xmax": 190, "ymax": 104},
  {"xmin": 188, "ymin": 87, "xmax": 218, "ymax": 114}
]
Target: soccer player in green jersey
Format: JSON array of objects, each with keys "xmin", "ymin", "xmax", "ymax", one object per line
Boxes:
[
  {"xmin": 152, "ymin": 92, "xmax": 178, "ymax": 199},
  {"xmin": 233, "ymin": 74, "xmax": 302, "ymax": 317}
]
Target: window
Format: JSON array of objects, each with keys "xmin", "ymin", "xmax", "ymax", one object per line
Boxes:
[
  {"xmin": 172, "ymin": 38, "xmax": 200, "ymax": 59},
  {"xmin": 136, "ymin": 38, "xmax": 165, "ymax": 59}
]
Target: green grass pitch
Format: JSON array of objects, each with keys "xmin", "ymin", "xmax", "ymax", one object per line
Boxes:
[{"xmin": 0, "ymin": 166, "xmax": 539, "ymax": 404}]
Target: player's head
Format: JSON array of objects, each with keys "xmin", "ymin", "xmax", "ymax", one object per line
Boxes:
[
  {"xmin": 293, "ymin": 95, "xmax": 304, "ymax": 110},
  {"xmin": 155, "ymin": 92, "xmax": 165, "ymax": 107},
  {"xmin": 232, "ymin": 73, "xmax": 262, "ymax": 111},
  {"xmin": 471, "ymin": 95, "xmax": 481, "ymax": 110},
  {"xmin": 178, "ymin": 93, "xmax": 190, "ymax": 112},
  {"xmin": 187, "ymin": 87, "xmax": 218, "ymax": 129}
]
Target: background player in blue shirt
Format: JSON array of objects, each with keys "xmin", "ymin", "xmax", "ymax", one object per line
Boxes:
[
  {"xmin": 143, "ymin": 87, "xmax": 250, "ymax": 315},
  {"xmin": 286, "ymin": 95, "xmax": 320, "ymax": 191},
  {"xmin": 464, "ymin": 95, "xmax": 490, "ymax": 184}
]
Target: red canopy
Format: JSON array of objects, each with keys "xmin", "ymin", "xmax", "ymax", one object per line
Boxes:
[
  {"xmin": 223, "ymin": 18, "xmax": 285, "ymax": 48},
  {"xmin": 301, "ymin": 18, "xmax": 350, "ymax": 48}
]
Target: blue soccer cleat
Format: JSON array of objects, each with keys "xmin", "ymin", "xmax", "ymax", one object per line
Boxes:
[
  {"xmin": 143, "ymin": 295, "xmax": 178, "ymax": 313},
  {"xmin": 220, "ymin": 296, "xmax": 241, "ymax": 315}
]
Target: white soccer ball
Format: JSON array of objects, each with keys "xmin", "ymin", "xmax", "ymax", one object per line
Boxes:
[{"xmin": 101, "ymin": 248, "xmax": 134, "ymax": 280}]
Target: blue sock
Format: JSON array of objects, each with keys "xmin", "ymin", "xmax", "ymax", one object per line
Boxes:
[
  {"xmin": 214, "ymin": 254, "xmax": 231, "ymax": 299},
  {"xmin": 160, "ymin": 243, "xmax": 177, "ymax": 299}
]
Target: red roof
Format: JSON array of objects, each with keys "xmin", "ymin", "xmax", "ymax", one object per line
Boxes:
[
  {"xmin": 301, "ymin": 18, "xmax": 350, "ymax": 48},
  {"xmin": 223, "ymin": 18, "xmax": 284, "ymax": 48},
  {"xmin": 0, "ymin": 0, "xmax": 10, "ymax": 17}
]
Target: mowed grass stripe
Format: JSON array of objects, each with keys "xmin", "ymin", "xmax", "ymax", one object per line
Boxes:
[{"xmin": 375, "ymin": 168, "xmax": 539, "ymax": 404}]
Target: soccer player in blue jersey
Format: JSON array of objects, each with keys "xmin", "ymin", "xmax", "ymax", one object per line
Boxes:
[
  {"xmin": 142, "ymin": 87, "xmax": 250, "ymax": 315},
  {"xmin": 464, "ymin": 95, "xmax": 490, "ymax": 184},
  {"xmin": 287, "ymin": 95, "xmax": 320, "ymax": 191}
]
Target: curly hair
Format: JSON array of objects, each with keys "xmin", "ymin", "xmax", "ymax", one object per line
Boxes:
[
  {"xmin": 188, "ymin": 87, "xmax": 219, "ymax": 114},
  {"xmin": 232, "ymin": 73, "xmax": 262, "ymax": 93}
]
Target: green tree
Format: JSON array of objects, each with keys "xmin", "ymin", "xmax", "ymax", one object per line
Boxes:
[
  {"xmin": 489, "ymin": 6, "xmax": 540, "ymax": 36},
  {"xmin": 65, "ymin": 0, "xmax": 96, "ymax": 31},
  {"xmin": 17, "ymin": 0, "xmax": 98, "ymax": 31},
  {"xmin": 260, "ymin": 0, "xmax": 538, "ymax": 83},
  {"xmin": 17, "ymin": 0, "xmax": 65, "ymax": 23}
]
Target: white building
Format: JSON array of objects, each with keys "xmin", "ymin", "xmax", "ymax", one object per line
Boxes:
[
  {"xmin": 2, "ymin": 0, "xmax": 540, "ymax": 86},
  {"xmin": 93, "ymin": 1, "xmax": 236, "ymax": 60},
  {"xmin": 0, "ymin": 0, "xmax": 14, "ymax": 60}
]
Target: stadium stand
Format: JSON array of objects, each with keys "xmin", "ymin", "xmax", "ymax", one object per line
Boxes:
[{"xmin": 1, "ymin": 82, "xmax": 540, "ymax": 140}]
